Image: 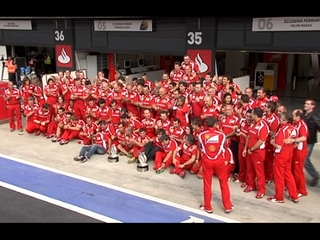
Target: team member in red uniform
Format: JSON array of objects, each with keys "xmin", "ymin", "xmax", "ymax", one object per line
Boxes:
[
  {"xmin": 98, "ymin": 80, "xmax": 112, "ymax": 102},
  {"xmin": 44, "ymin": 78, "xmax": 60, "ymax": 115},
  {"xmin": 170, "ymin": 61, "xmax": 185, "ymax": 84},
  {"xmin": 167, "ymin": 118, "xmax": 185, "ymax": 144},
  {"xmin": 123, "ymin": 83, "xmax": 140, "ymax": 118},
  {"xmin": 129, "ymin": 128, "xmax": 151, "ymax": 163},
  {"xmin": 172, "ymin": 95, "xmax": 191, "ymax": 128},
  {"xmin": 200, "ymin": 96, "xmax": 219, "ymax": 123},
  {"xmin": 202, "ymin": 73, "xmax": 214, "ymax": 92},
  {"xmin": 198, "ymin": 116, "xmax": 234, "ymax": 214},
  {"xmin": 53, "ymin": 95, "xmax": 67, "ymax": 117},
  {"xmin": 78, "ymin": 115, "xmax": 99, "ymax": 145},
  {"xmin": 153, "ymin": 134, "xmax": 178, "ymax": 174},
  {"xmin": 137, "ymin": 85, "xmax": 155, "ymax": 119},
  {"xmin": 140, "ymin": 109, "xmax": 157, "ymax": 139},
  {"xmin": 263, "ymin": 101, "xmax": 280, "ymax": 183},
  {"xmin": 3, "ymin": 81, "xmax": 23, "ymax": 133},
  {"xmin": 189, "ymin": 117, "xmax": 204, "ymax": 178},
  {"xmin": 189, "ymin": 82, "xmax": 206, "ymax": 118},
  {"xmin": 141, "ymin": 73, "xmax": 155, "ymax": 91},
  {"xmin": 20, "ymin": 77, "xmax": 35, "ymax": 107},
  {"xmin": 235, "ymin": 109, "xmax": 253, "ymax": 187},
  {"xmin": 73, "ymin": 127, "xmax": 108, "ymax": 163},
  {"xmin": 70, "ymin": 78, "xmax": 88, "ymax": 121},
  {"xmin": 109, "ymin": 99, "xmax": 122, "ymax": 127},
  {"xmin": 171, "ymin": 134, "xmax": 198, "ymax": 178},
  {"xmin": 181, "ymin": 54, "xmax": 200, "ymax": 76},
  {"xmin": 226, "ymin": 75, "xmax": 242, "ymax": 95},
  {"xmin": 142, "ymin": 128, "xmax": 166, "ymax": 162},
  {"xmin": 46, "ymin": 106, "xmax": 65, "ymax": 138},
  {"xmin": 118, "ymin": 126, "xmax": 138, "ymax": 159},
  {"xmin": 121, "ymin": 113, "xmax": 141, "ymax": 133},
  {"xmin": 153, "ymin": 87, "xmax": 172, "ymax": 120},
  {"xmin": 97, "ymin": 98, "xmax": 112, "ymax": 123},
  {"xmin": 243, "ymin": 107, "xmax": 269, "ymax": 199},
  {"xmin": 154, "ymin": 111, "xmax": 172, "ymax": 134},
  {"xmin": 84, "ymin": 97, "xmax": 100, "ymax": 122},
  {"xmin": 244, "ymin": 87, "xmax": 256, "ymax": 107},
  {"xmin": 268, "ymin": 112, "xmax": 299, "ymax": 203},
  {"xmin": 251, "ymin": 87, "xmax": 269, "ymax": 109},
  {"xmin": 29, "ymin": 103, "xmax": 52, "ymax": 136},
  {"xmin": 284, "ymin": 109, "xmax": 309, "ymax": 197},
  {"xmin": 235, "ymin": 94, "xmax": 252, "ymax": 119},
  {"xmin": 84, "ymin": 80, "xmax": 100, "ymax": 104},
  {"xmin": 218, "ymin": 104, "xmax": 241, "ymax": 181},
  {"xmin": 60, "ymin": 77, "xmax": 74, "ymax": 106},
  {"xmin": 51, "ymin": 111, "xmax": 73, "ymax": 143},
  {"xmin": 158, "ymin": 73, "xmax": 171, "ymax": 93},
  {"xmin": 24, "ymin": 97, "xmax": 40, "ymax": 134},
  {"xmin": 107, "ymin": 81, "xmax": 127, "ymax": 108},
  {"xmin": 32, "ymin": 77, "xmax": 45, "ymax": 107},
  {"xmin": 225, "ymin": 146, "xmax": 235, "ymax": 181},
  {"xmin": 205, "ymin": 87, "xmax": 222, "ymax": 106},
  {"xmin": 182, "ymin": 65, "xmax": 198, "ymax": 85},
  {"xmin": 59, "ymin": 114, "xmax": 85, "ymax": 145}
]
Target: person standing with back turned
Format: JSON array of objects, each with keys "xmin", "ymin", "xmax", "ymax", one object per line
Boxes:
[
  {"xmin": 198, "ymin": 116, "xmax": 234, "ymax": 214},
  {"xmin": 302, "ymin": 99, "xmax": 320, "ymax": 187}
]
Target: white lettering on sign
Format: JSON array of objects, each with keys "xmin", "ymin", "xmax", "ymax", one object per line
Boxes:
[
  {"xmin": 187, "ymin": 32, "xmax": 202, "ymax": 45},
  {"xmin": 252, "ymin": 17, "xmax": 320, "ymax": 31},
  {"xmin": 54, "ymin": 30, "xmax": 65, "ymax": 41},
  {"xmin": 0, "ymin": 20, "xmax": 32, "ymax": 30},
  {"xmin": 94, "ymin": 20, "xmax": 152, "ymax": 32}
]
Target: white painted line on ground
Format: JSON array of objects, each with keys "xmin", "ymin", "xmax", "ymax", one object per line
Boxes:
[{"xmin": 0, "ymin": 153, "xmax": 240, "ymax": 223}]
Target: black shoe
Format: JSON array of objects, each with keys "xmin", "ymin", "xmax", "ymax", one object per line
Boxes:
[
  {"xmin": 310, "ymin": 177, "xmax": 319, "ymax": 187},
  {"xmin": 74, "ymin": 156, "xmax": 85, "ymax": 161},
  {"xmin": 81, "ymin": 156, "xmax": 89, "ymax": 163}
]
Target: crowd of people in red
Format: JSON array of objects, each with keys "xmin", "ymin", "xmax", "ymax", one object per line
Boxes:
[{"xmin": 3, "ymin": 54, "xmax": 319, "ymax": 214}]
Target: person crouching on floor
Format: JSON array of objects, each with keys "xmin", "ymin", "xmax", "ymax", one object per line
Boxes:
[{"xmin": 170, "ymin": 134, "xmax": 198, "ymax": 178}]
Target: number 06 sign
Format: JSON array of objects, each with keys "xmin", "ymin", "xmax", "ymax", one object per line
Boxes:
[{"xmin": 252, "ymin": 17, "xmax": 320, "ymax": 32}]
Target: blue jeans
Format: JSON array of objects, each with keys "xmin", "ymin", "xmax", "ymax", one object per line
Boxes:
[
  {"xmin": 79, "ymin": 144, "xmax": 106, "ymax": 159},
  {"xmin": 304, "ymin": 144, "xmax": 319, "ymax": 180}
]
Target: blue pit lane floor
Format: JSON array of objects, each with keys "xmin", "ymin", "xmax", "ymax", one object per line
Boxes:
[{"xmin": 0, "ymin": 154, "xmax": 239, "ymax": 223}]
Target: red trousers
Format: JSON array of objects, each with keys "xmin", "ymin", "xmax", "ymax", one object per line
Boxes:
[
  {"xmin": 26, "ymin": 123, "xmax": 48, "ymax": 134},
  {"xmin": 154, "ymin": 151, "xmax": 173, "ymax": 170},
  {"xmin": 291, "ymin": 150, "xmax": 308, "ymax": 196},
  {"xmin": 73, "ymin": 103, "xmax": 86, "ymax": 121},
  {"xmin": 7, "ymin": 104, "xmax": 22, "ymax": 130},
  {"xmin": 227, "ymin": 163, "xmax": 235, "ymax": 179},
  {"xmin": 47, "ymin": 121, "xmax": 58, "ymax": 136},
  {"xmin": 201, "ymin": 156, "xmax": 233, "ymax": 211},
  {"xmin": 61, "ymin": 129, "xmax": 80, "ymax": 141},
  {"xmin": 172, "ymin": 156, "xmax": 193, "ymax": 174},
  {"xmin": 246, "ymin": 150, "xmax": 266, "ymax": 194},
  {"xmin": 238, "ymin": 143, "xmax": 247, "ymax": 183},
  {"xmin": 273, "ymin": 152, "xmax": 298, "ymax": 200},
  {"xmin": 264, "ymin": 145, "xmax": 274, "ymax": 181},
  {"xmin": 133, "ymin": 145, "xmax": 145, "ymax": 158}
]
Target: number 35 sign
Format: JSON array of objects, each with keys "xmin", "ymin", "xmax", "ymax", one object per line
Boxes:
[{"xmin": 187, "ymin": 31, "xmax": 202, "ymax": 45}]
